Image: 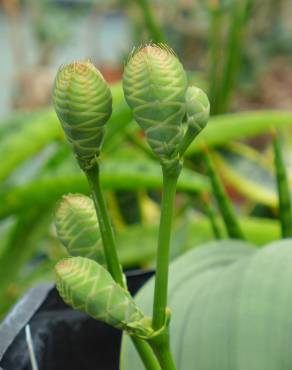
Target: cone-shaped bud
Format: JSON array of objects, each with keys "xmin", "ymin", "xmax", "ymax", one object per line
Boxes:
[
  {"xmin": 53, "ymin": 61, "xmax": 112, "ymax": 169},
  {"xmin": 185, "ymin": 86, "xmax": 210, "ymax": 132},
  {"xmin": 123, "ymin": 44, "xmax": 187, "ymax": 163},
  {"xmin": 55, "ymin": 194, "xmax": 105, "ymax": 266},
  {"xmin": 178, "ymin": 86, "xmax": 210, "ymax": 155},
  {"xmin": 55, "ymin": 257, "xmax": 153, "ymax": 337}
]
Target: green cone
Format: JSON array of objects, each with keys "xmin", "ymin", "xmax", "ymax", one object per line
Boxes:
[
  {"xmin": 55, "ymin": 257, "xmax": 153, "ymax": 337},
  {"xmin": 53, "ymin": 61, "xmax": 112, "ymax": 169},
  {"xmin": 55, "ymin": 194, "xmax": 105, "ymax": 265},
  {"xmin": 185, "ymin": 86, "xmax": 210, "ymax": 132},
  {"xmin": 123, "ymin": 44, "xmax": 187, "ymax": 163},
  {"xmin": 178, "ymin": 86, "xmax": 210, "ymax": 155}
]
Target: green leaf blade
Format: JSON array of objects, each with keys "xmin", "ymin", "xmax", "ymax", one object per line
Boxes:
[{"xmin": 122, "ymin": 238, "xmax": 292, "ymax": 369}]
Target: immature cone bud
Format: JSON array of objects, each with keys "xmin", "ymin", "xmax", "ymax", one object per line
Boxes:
[
  {"xmin": 53, "ymin": 61, "xmax": 112, "ymax": 169},
  {"xmin": 55, "ymin": 194, "xmax": 105, "ymax": 266},
  {"xmin": 55, "ymin": 257, "xmax": 153, "ymax": 337},
  {"xmin": 123, "ymin": 44, "xmax": 187, "ymax": 163},
  {"xmin": 185, "ymin": 86, "xmax": 210, "ymax": 132}
]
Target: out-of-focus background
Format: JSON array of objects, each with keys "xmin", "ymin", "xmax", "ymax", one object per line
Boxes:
[
  {"xmin": 0, "ymin": 0, "xmax": 292, "ymax": 318},
  {"xmin": 2, "ymin": 0, "xmax": 292, "ymax": 116}
]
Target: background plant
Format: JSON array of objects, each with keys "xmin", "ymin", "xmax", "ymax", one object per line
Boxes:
[{"xmin": 1, "ymin": 0, "xmax": 292, "ymax": 322}]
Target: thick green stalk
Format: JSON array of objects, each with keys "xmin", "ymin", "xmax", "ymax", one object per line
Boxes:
[
  {"xmin": 149, "ymin": 328, "xmax": 177, "ymax": 370},
  {"xmin": 203, "ymin": 148, "xmax": 245, "ymax": 239},
  {"xmin": 272, "ymin": 132, "xmax": 292, "ymax": 238},
  {"xmin": 152, "ymin": 346, "xmax": 176, "ymax": 370},
  {"xmin": 152, "ymin": 166, "xmax": 179, "ymax": 331},
  {"xmin": 85, "ymin": 161, "xmax": 124, "ymax": 287},
  {"xmin": 132, "ymin": 337, "xmax": 161, "ymax": 370},
  {"xmin": 85, "ymin": 161, "xmax": 160, "ymax": 370}
]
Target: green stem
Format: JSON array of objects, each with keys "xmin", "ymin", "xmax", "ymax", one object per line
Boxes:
[
  {"xmin": 202, "ymin": 192, "xmax": 222, "ymax": 239},
  {"xmin": 85, "ymin": 161, "xmax": 124, "ymax": 287},
  {"xmin": 218, "ymin": 0, "xmax": 250, "ymax": 113},
  {"xmin": 152, "ymin": 166, "xmax": 179, "ymax": 331},
  {"xmin": 149, "ymin": 328, "xmax": 177, "ymax": 370},
  {"xmin": 132, "ymin": 338, "xmax": 161, "ymax": 370},
  {"xmin": 203, "ymin": 148, "xmax": 245, "ymax": 239},
  {"xmin": 208, "ymin": 9, "xmax": 223, "ymax": 115},
  {"xmin": 85, "ymin": 160, "xmax": 160, "ymax": 370},
  {"xmin": 137, "ymin": 0, "xmax": 166, "ymax": 43},
  {"xmin": 272, "ymin": 131, "xmax": 292, "ymax": 238},
  {"xmin": 179, "ymin": 127, "xmax": 199, "ymax": 157}
]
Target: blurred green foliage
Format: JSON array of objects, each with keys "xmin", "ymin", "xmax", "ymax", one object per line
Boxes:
[{"xmin": 0, "ymin": 83, "xmax": 291, "ymax": 317}]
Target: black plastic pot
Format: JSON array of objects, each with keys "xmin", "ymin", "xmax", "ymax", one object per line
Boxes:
[{"xmin": 0, "ymin": 270, "xmax": 154, "ymax": 370}]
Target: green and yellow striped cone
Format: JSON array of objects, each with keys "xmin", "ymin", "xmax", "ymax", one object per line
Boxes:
[
  {"xmin": 123, "ymin": 44, "xmax": 187, "ymax": 165},
  {"xmin": 52, "ymin": 61, "xmax": 112, "ymax": 170},
  {"xmin": 55, "ymin": 194, "xmax": 105, "ymax": 266},
  {"xmin": 55, "ymin": 257, "xmax": 153, "ymax": 338}
]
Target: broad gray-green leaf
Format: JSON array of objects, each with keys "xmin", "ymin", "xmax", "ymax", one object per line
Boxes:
[{"xmin": 121, "ymin": 239, "xmax": 292, "ymax": 369}]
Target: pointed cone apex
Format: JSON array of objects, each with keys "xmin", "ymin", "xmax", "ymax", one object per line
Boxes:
[
  {"xmin": 52, "ymin": 61, "xmax": 112, "ymax": 168},
  {"xmin": 55, "ymin": 257, "xmax": 153, "ymax": 337},
  {"xmin": 55, "ymin": 194, "xmax": 105, "ymax": 265},
  {"xmin": 123, "ymin": 44, "xmax": 187, "ymax": 162}
]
